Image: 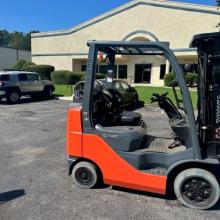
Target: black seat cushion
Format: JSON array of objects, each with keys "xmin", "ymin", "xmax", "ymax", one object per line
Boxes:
[{"xmin": 120, "ymin": 111, "xmax": 142, "ymax": 125}]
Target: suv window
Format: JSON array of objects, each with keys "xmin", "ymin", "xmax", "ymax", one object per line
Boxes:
[
  {"xmin": 114, "ymin": 81, "xmax": 122, "ymax": 89},
  {"xmin": 121, "ymin": 81, "xmax": 129, "ymax": 90},
  {"xmin": 0, "ymin": 75, "xmax": 10, "ymax": 81},
  {"xmin": 18, "ymin": 74, "xmax": 28, "ymax": 81},
  {"xmin": 27, "ymin": 74, "xmax": 39, "ymax": 81}
]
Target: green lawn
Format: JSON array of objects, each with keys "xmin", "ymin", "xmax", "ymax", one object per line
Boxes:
[
  {"xmin": 54, "ymin": 85, "xmax": 73, "ymax": 97},
  {"xmin": 135, "ymin": 86, "xmax": 197, "ymax": 109},
  {"xmin": 54, "ymin": 84, "xmax": 197, "ymax": 109}
]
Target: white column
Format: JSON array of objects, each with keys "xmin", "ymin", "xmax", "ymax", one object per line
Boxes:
[{"xmin": 165, "ymin": 59, "xmax": 170, "ymax": 73}]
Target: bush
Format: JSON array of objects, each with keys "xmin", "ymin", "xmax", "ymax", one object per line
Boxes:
[
  {"xmin": 51, "ymin": 70, "xmax": 82, "ymax": 85},
  {"xmin": 51, "ymin": 70, "xmax": 105, "ymax": 85},
  {"xmin": 13, "ymin": 59, "xmax": 27, "ymax": 70},
  {"xmin": 185, "ymin": 72, "xmax": 198, "ymax": 87},
  {"xmin": 22, "ymin": 64, "xmax": 55, "ymax": 80},
  {"xmin": 96, "ymin": 73, "xmax": 105, "ymax": 79},
  {"xmin": 22, "ymin": 61, "xmax": 35, "ymax": 68},
  {"xmin": 79, "ymin": 72, "xmax": 105, "ymax": 81},
  {"xmin": 164, "ymin": 72, "xmax": 175, "ymax": 87}
]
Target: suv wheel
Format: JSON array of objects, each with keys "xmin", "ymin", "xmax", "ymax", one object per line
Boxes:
[
  {"xmin": 6, "ymin": 91, "xmax": 20, "ymax": 104},
  {"xmin": 45, "ymin": 88, "xmax": 54, "ymax": 99}
]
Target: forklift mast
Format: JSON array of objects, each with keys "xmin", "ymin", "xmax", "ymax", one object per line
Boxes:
[{"xmin": 191, "ymin": 32, "xmax": 220, "ymax": 158}]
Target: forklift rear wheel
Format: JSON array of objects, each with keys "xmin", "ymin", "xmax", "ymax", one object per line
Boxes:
[
  {"xmin": 72, "ymin": 161, "xmax": 98, "ymax": 189},
  {"xmin": 174, "ymin": 168, "xmax": 220, "ymax": 210}
]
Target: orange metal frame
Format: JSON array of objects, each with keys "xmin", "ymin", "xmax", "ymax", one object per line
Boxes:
[{"xmin": 66, "ymin": 107, "xmax": 167, "ymax": 195}]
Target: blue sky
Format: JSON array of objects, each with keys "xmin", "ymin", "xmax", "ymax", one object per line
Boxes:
[{"xmin": 0, "ymin": 0, "xmax": 216, "ymax": 33}]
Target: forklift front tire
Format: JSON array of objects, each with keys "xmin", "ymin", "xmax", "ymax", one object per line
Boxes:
[
  {"xmin": 174, "ymin": 168, "xmax": 220, "ymax": 210},
  {"xmin": 72, "ymin": 161, "xmax": 98, "ymax": 189}
]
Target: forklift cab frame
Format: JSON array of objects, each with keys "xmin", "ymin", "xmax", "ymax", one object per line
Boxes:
[
  {"xmin": 67, "ymin": 39, "xmax": 220, "ymax": 210},
  {"xmin": 83, "ymin": 40, "xmax": 200, "ymax": 159}
]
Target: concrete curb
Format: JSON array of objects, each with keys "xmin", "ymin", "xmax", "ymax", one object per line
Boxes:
[{"xmin": 56, "ymin": 96, "xmax": 73, "ymax": 101}]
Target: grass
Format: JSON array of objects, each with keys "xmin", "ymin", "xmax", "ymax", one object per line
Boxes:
[
  {"xmin": 54, "ymin": 85, "xmax": 73, "ymax": 97},
  {"xmin": 54, "ymin": 84, "xmax": 198, "ymax": 109},
  {"xmin": 135, "ymin": 86, "xmax": 197, "ymax": 109}
]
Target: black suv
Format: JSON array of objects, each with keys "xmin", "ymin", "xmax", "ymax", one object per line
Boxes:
[
  {"xmin": 0, "ymin": 71, "xmax": 55, "ymax": 103},
  {"xmin": 73, "ymin": 79, "xmax": 138, "ymax": 106}
]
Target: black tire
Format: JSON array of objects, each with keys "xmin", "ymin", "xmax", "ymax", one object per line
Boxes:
[
  {"xmin": 44, "ymin": 87, "xmax": 54, "ymax": 99},
  {"xmin": 72, "ymin": 161, "xmax": 98, "ymax": 189},
  {"xmin": 133, "ymin": 94, "xmax": 139, "ymax": 106},
  {"xmin": 6, "ymin": 91, "xmax": 20, "ymax": 104},
  {"xmin": 174, "ymin": 168, "xmax": 220, "ymax": 210}
]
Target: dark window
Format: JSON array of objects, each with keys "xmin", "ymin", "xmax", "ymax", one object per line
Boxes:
[
  {"xmin": 18, "ymin": 74, "xmax": 28, "ymax": 81},
  {"xmin": 160, "ymin": 64, "xmax": 166, "ymax": 79},
  {"xmin": 0, "ymin": 74, "xmax": 10, "ymax": 81},
  {"xmin": 191, "ymin": 64, "xmax": 198, "ymax": 73},
  {"xmin": 81, "ymin": 65, "xmax": 87, "ymax": 72},
  {"xmin": 169, "ymin": 65, "xmax": 173, "ymax": 73},
  {"xmin": 118, "ymin": 65, "xmax": 127, "ymax": 79},
  {"xmin": 99, "ymin": 65, "xmax": 117, "ymax": 78},
  {"xmin": 113, "ymin": 66, "xmax": 118, "ymax": 78},
  {"xmin": 99, "ymin": 65, "xmax": 106, "ymax": 74},
  {"xmin": 27, "ymin": 74, "xmax": 39, "ymax": 81}
]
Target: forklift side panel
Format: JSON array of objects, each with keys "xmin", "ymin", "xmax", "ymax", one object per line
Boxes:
[
  {"xmin": 66, "ymin": 107, "xmax": 83, "ymax": 157},
  {"xmin": 82, "ymin": 134, "xmax": 167, "ymax": 194}
]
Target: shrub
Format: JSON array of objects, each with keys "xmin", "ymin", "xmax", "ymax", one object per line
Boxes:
[
  {"xmin": 164, "ymin": 72, "xmax": 175, "ymax": 87},
  {"xmin": 51, "ymin": 70, "xmax": 82, "ymax": 85},
  {"xmin": 96, "ymin": 73, "xmax": 105, "ymax": 79},
  {"xmin": 78, "ymin": 72, "xmax": 105, "ymax": 81},
  {"xmin": 75, "ymin": 72, "xmax": 86, "ymax": 81},
  {"xmin": 22, "ymin": 64, "xmax": 55, "ymax": 80},
  {"xmin": 13, "ymin": 59, "xmax": 27, "ymax": 70},
  {"xmin": 185, "ymin": 72, "xmax": 198, "ymax": 87},
  {"xmin": 22, "ymin": 61, "xmax": 36, "ymax": 68}
]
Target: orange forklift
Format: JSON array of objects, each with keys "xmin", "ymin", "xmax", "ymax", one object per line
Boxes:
[{"xmin": 66, "ymin": 32, "xmax": 220, "ymax": 209}]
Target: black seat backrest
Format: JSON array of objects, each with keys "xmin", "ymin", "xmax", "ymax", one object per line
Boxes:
[{"xmin": 159, "ymin": 97, "xmax": 182, "ymax": 119}]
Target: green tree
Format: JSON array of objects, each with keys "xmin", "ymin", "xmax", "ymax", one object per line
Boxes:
[
  {"xmin": 9, "ymin": 31, "xmax": 24, "ymax": 50},
  {"xmin": 0, "ymin": 29, "xmax": 11, "ymax": 46},
  {"xmin": 0, "ymin": 29, "xmax": 39, "ymax": 50}
]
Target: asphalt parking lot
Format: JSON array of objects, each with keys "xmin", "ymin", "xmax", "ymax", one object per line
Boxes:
[{"xmin": 0, "ymin": 98, "xmax": 220, "ymax": 220}]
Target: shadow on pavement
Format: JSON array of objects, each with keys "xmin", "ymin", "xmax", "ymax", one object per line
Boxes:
[
  {"xmin": 0, "ymin": 97, "xmax": 55, "ymax": 105},
  {"xmin": 0, "ymin": 189, "xmax": 25, "ymax": 205}
]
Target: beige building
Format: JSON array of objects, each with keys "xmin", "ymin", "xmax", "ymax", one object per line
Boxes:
[{"xmin": 31, "ymin": 0, "xmax": 218, "ymax": 86}]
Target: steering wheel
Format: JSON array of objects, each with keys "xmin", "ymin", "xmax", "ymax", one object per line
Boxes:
[{"xmin": 101, "ymin": 89, "xmax": 113, "ymax": 110}]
